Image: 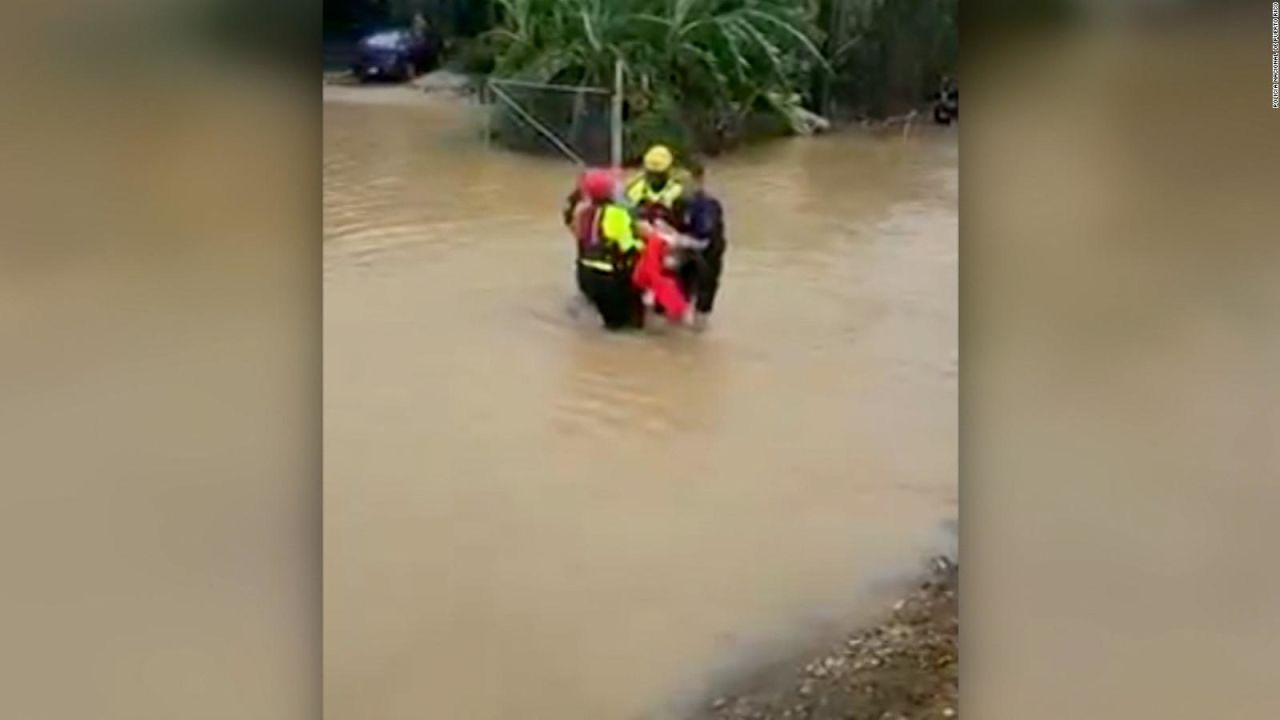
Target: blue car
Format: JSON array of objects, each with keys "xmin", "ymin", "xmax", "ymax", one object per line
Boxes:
[{"xmin": 352, "ymin": 28, "xmax": 441, "ymax": 82}]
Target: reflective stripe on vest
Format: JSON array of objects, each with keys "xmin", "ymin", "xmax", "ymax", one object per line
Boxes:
[
  {"xmin": 626, "ymin": 176, "xmax": 683, "ymax": 208},
  {"xmin": 578, "ymin": 258, "xmax": 614, "ymax": 272}
]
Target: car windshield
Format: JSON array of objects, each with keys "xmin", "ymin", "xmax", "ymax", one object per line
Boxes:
[{"xmin": 363, "ymin": 31, "xmax": 405, "ymax": 50}]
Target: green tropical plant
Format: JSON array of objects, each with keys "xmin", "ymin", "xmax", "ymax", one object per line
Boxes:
[{"xmin": 485, "ymin": 0, "xmax": 829, "ymax": 157}]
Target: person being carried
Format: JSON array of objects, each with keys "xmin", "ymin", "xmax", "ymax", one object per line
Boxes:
[
  {"xmin": 631, "ymin": 220, "xmax": 693, "ymax": 324},
  {"xmin": 626, "ymin": 145, "xmax": 686, "ymax": 226},
  {"xmin": 570, "ymin": 169, "xmax": 646, "ymax": 331},
  {"xmin": 674, "ymin": 159, "xmax": 727, "ymax": 327}
]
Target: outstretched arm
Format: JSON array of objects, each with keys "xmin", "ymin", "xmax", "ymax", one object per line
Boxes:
[{"xmin": 670, "ymin": 232, "xmax": 709, "ymax": 251}]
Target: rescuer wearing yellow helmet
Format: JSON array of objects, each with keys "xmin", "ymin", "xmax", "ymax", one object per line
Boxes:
[{"xmin": 626, "ymin": 144, "xmax": 686, "ymax": 225}]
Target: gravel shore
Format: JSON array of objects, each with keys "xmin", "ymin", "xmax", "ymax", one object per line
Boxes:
[{"xmin": 687, "ymin": 557, "xmax": 958, "ymax": 720}]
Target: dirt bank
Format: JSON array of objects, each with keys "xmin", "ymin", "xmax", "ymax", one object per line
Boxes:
[{"xmin": 687, "ymin": 558, "xmax": 958, "ymax": 720}]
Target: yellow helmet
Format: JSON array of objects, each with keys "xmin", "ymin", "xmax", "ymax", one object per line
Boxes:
[{"xmin": 643, "ymin": 145, "xmax": 674, "ymax": 173}]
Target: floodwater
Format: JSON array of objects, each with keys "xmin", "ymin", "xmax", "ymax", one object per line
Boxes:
[{"xmin": 323, "ymin": 87, "xmax": 957, "ymax": 720}]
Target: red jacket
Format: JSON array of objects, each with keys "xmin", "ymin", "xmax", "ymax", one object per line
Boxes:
[{"xmin": 631, "ymin": 228, "xmax": 689, "ymax": 319}]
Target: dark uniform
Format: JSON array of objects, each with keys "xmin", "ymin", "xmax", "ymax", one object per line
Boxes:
[{"xmin": 676, "ymin": 189, "xmax": 726, "ymax": 315}]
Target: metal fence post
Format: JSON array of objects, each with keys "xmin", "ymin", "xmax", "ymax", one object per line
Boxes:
[
  {"xmin": 611, "ymin": 59, "xmax": 623, "ymax": 169},
  {"xmin": 482, "ymin": 80, "xmax": 491, "ymax": 148}
]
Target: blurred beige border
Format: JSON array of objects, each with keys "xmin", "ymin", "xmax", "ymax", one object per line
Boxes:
[
  {"xmin": 963, "ymin": 6, "xmax": 1279, "ymax": 718},
  {"xmin": 2, "ymin": 2, "xmax": 1277, "ymax": 718}
]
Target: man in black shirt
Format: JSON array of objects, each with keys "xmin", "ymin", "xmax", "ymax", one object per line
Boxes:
[{"xmin": 676, "ymin": 159, "xmax": 726, "ymax": 326}]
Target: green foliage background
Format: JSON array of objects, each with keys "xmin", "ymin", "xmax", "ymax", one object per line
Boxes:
[{"xmin": 324, "ymin": 0, "xmax": 958, "ymax": 157}]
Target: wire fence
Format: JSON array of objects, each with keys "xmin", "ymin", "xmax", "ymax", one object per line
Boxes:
[{"xmin": 480, "ymin": 63, "xmax": 623, "ymax": 167}]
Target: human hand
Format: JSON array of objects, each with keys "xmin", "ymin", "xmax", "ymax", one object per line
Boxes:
[{"xmin": 671, "ymin": 233, "xmax": 707, "ymax": 250}]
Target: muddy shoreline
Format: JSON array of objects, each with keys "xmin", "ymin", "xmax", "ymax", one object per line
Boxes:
[{"xmin": 685, "ymin": 558, "xmax": 958, "ymax": 720}]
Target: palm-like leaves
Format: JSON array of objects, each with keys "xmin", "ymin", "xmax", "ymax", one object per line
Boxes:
[{"xmin": 485, "ymin": 0, "xmax": 827, "ymax": 154}]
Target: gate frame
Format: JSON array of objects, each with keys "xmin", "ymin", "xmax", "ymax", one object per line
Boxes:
[{"xmin": 482, "ymin": 60, "xmax": 625, "ymax": 168}]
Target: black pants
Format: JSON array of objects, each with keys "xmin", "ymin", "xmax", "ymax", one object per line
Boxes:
[
  {"xmin": 676, "ymin": 246, "xmax": 724, "ymax": 314},
  {"xmin": 576, "ymin": 264, "xmax": 643, "ymax": 330}
]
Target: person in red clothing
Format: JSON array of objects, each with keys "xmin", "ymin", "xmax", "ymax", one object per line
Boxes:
[{"xmin": 631, "ymin": 221, "xmax": 693, "ymax": 324}]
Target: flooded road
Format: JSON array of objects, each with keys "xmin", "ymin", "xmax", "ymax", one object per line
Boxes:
[{"xmin": 323, "ymin": 88, "xmax": 957, "ymax": 720}]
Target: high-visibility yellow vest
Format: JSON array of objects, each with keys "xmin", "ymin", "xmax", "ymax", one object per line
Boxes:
[
  {"xmin": 626, "ymin": 175, "xmax": 684, "ymax": 210},
  {"xmin": 577, "ymin": 203, "xmax": 643, "ymax": 272}
]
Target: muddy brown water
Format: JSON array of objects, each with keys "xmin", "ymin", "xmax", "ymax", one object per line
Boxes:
[{"xmin": 323, "ymin": 87, "xmax": 957, "ymax": 720}]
